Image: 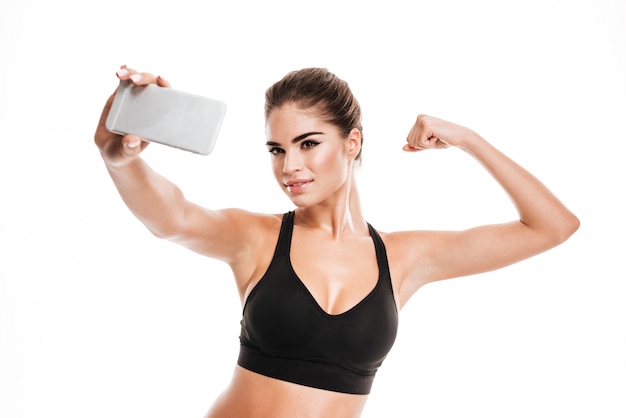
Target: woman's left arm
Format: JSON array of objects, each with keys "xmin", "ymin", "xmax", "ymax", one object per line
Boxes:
[{"xmin": 394, "ymin": 115, "xmax": 580, "ymax": 304}]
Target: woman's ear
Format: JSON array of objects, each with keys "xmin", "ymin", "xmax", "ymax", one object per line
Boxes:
[{"xmin": 347, "ymin": 128, "xmax": 362, "ymax": 161}]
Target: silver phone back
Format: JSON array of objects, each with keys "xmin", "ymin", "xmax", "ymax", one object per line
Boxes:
[{"xmin": 106, "ymin": 81, "xmax": 227, "ymax": 155}]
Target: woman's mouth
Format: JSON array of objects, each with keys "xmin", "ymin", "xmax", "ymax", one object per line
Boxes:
[{"xmin": 284, "ymin": 179, "xmax": 312, "ymax": 193}]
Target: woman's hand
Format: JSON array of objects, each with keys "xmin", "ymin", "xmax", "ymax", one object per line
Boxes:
[
  {"xmin": 94, "ymin": 65, "xmax": 171, "ymax": 167},
  {"xmin": 403, "ymin": 114, "xmax": 478, "ymax": 152}
]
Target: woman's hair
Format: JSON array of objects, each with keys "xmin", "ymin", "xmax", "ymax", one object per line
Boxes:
[{"xmin": 265, "ymin": 68, "xmax": 363, "ymax": 163}]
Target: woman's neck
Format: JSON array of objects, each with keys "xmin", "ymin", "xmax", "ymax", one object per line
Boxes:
[{"xmin": 294, "ymin": 174, "xmax": 366, "ymax": 239}]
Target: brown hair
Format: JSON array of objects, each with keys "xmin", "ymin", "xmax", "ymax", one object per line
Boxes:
[{"xmin": 265, "ymin": 68, "xmax": 363, "ymax": 163}]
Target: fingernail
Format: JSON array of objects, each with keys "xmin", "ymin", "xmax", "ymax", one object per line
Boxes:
[
  {"xmin": 130, "ymin": 73, "xmax": 143, "ymax": 83},
  {"xmin": 116, "ymin": 68, "xmax": 129, "ymax": 77},
  {"xmin": 126, "ymin": 139, "xmax": 141, "ymax": 148}
]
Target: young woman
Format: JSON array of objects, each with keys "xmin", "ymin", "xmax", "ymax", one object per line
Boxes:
[{"xmin": 95, "ymin": 65, "xmax": 579, "ymax": 418}]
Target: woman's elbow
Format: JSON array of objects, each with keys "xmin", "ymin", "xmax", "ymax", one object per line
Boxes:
[{"xmin": 553, "ymin": 211, "xmax": 580, "ymax": 245}]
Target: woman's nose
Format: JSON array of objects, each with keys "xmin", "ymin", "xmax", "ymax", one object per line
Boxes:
[{"xmin": 283, "ymin": 151, "xmax": 303, "ymax": 173}]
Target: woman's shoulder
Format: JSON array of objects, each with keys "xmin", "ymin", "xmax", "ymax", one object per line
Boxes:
[
  {"xmin": 220, "ymin": 207, "xmax": 284, "ymax": 221},
  {"xmin": 216, "ymin": 208, "xmax": 285, "ymax": 236},
  {"xmin": 375, "ymin": 228, "xmax": 449, "ymax": 267},
  {"xmin": 374, "ymin": 227, "xmax": 439, "ymax": 247}
]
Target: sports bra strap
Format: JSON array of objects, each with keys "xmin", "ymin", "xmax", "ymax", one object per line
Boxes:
[
  {"xmin": 275, "ymin": 211, "xmax": 295, "ymax": 257},
  {"xmin": 367, "ymin": 223, "xmax": 391, "ymax": 279}
]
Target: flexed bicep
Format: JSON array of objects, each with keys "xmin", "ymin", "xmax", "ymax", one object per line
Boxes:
[{"xmin": 389, "ymin": 222, "xmax": 553, "ymax": 308}]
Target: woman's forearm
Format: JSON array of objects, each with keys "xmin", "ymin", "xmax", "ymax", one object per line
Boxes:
[{"xmin": 104, "ymin": 156, "xmax": 186, "ymax": 239}]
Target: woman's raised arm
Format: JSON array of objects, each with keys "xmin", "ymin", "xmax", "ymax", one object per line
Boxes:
[
  {"xmin": 94, "ymin": 66, "xmax": 261, "ymax": 264},
  {"xmin": 391, "ymin": 115, "xmax": 580, "ymax": 306}
]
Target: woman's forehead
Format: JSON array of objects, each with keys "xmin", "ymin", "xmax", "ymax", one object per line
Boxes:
[{"xmin": 265, "ymin": 105, "xmax": 330, "ymax": 141}]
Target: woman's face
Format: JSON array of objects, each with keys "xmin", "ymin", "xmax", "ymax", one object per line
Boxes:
[{"xmin": 265, "ymin": 104, "xmax": 360, "ymax": 208}]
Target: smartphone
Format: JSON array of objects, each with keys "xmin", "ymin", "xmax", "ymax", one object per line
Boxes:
[{"xmin": 105, "ymin": 80, "xmax": 227, "ymax": 155}]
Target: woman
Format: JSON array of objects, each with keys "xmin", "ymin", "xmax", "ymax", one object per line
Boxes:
[{"xmin": 95, "ymin": 65, "xmax": 579, "ymax": 418}]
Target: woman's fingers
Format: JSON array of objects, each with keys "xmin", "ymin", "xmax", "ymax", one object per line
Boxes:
[
  {"xmin": 121, "ymin": 134, "xmax": 149, "ymax": 157},
  {"xmin": 404, "ymin": 114, "xmax": 453, "ymax": 151},
  {"xmin": 156, "ymin": 75, "xmax": 171, "ymax": 88},
  {"xmin": 402, "ymin": 144, "xmax": 421, "ymax": 152},
  {"xmin": 115, "ymin": 65, "xmax": 160, "ymax": 86}
]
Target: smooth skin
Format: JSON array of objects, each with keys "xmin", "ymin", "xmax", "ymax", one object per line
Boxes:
[{"xmin": 95, "ymin": 66, "xmax": 579, "ymax": 418}]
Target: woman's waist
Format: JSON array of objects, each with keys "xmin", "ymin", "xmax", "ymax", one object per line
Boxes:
[{"xmin": 205, "ymin": 366, "xmax": 367, "ymax": 418}]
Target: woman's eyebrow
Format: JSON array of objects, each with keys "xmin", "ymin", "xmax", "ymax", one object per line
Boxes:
[{"xmin": 266, "ymin": 131, "xmax": 325, "ymax": 147}]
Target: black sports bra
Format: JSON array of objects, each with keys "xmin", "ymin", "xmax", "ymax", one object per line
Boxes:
[{"xmin": 237, "ymin": 211, "xmax": 398, "ymax": 394}]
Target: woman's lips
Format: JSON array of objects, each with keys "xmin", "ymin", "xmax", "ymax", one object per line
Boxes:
[{"xmin": 284, "ymin": 179, "xmax": 312, "ymax": 193}]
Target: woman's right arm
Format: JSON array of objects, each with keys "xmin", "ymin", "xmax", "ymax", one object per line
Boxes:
[{"xmin": 94, "ymin": 67, "xmax": 258, "ymax": 263}]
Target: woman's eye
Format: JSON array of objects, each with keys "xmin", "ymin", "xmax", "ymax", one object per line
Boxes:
[
  {"xmin": 268, "ymin": 147, "xmax": 284, "ymax": 155},
  {"xmin": 302, "ymin": 140, "xmax": 320, "ymax": 149}
]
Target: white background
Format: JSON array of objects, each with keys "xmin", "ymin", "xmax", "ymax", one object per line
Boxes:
[{"xmin": 1, "ymin": 0, "xmax": 624, "ymax": 417}]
